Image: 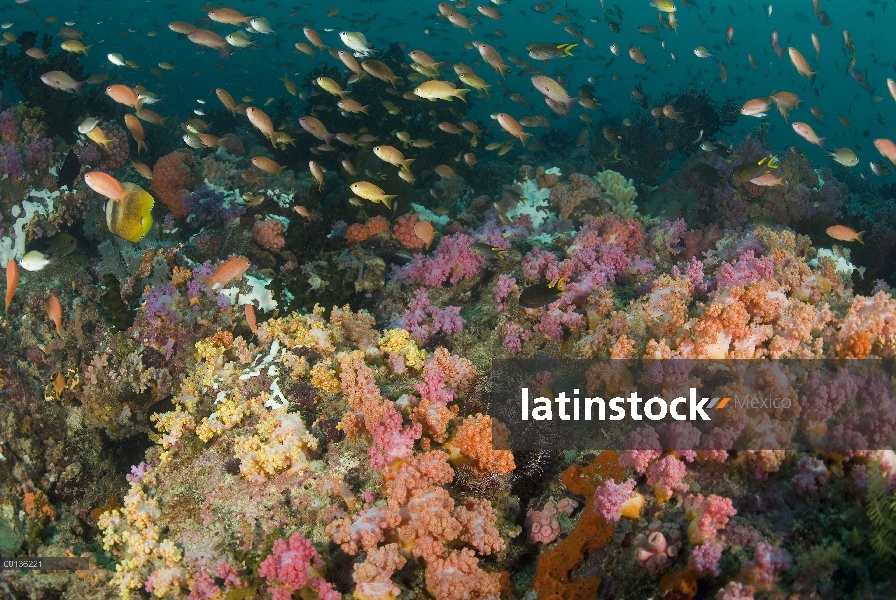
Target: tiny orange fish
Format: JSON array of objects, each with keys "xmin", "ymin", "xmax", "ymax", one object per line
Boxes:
[
  {"xmin": 826, "ymin": 225, "xmax": 864, "ymax": 243},
  {"xmin": 245, "ymin": 302, "xmax": 257, "ymax": 334},
  {"xmin": 5, "ymin": 259, "xmax": 17, "ymax": 314},
  {"xmin": 54, "ymin": 372, "xmax": 65, "ymax": 398},
  {"xmin": 46, "ymin": 295, "xmax": 62, "ymax": 335}
]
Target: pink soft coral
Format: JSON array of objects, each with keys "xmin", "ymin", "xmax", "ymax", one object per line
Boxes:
[
  {"xmin": 258, "ymin": 532, "xmax": 339, "ymax": 600},
  {"xmin": 593, "ymin": 478, "xmax": 638, "ymax": 522},
  {"xmin": 393, "ymin": 233, "xmax": 486, "ymax": 286},
  {"xmin": 684, "ymin": 494, "xmax": 737, "ymax": 544},
  {"xmin": 646, "ymin": 455, "xmax": 689, "ymax": 503}
]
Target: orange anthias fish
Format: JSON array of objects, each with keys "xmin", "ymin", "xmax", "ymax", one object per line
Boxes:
[
  {"xmin": 413, "ymin": 220, "xmax": 435, "ymax": 248},
  {"xmin": 124, "ymin": 114, "xmax": 146, "ymax": 153},
  {"xmin": 84, "ymin": 171, "xmax": 126, "ymax": 201},
  {"xmin": 245, "ymin": 302, "xmax": 257, "ymax": 334},
  {"xmin": 46, "ymin": 295, "xmax": 62, "ymax": 335},
  {"xmin": 202, "ymin": 257, "xmax": 250, "ymax": 290},
  {"xmin": 5, "ymin": 259, "xmax": 17, "ymax": 314},
  {"xmin": 54, "ymin": 372, "xmax": 65, "ymax": 398},
  {"xmin": 826, "ymin": 225, "xmax": 864, "ymax": 243}
]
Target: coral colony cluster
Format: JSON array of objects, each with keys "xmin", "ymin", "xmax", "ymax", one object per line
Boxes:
[{"xmin": 2, "ymin": 52, "xmax": 896, "ymax": 600}]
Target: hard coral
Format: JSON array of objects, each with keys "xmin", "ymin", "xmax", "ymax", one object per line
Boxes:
[
  {"xmin": 253, "ymin": 218, "xmax": 286, "ymax": 251},
  {"xmin": 346, "ymin": 215, "xmax": 390, "ymax": 244},
  {"xmin": 393, "ymin": 213, "xmax": 426, "ymax": 249},
  {"xmin": 152, "ymin": 150, "xmax": 194, "ymax": 218},
  {"xmin": 96, "ymin": 123, "xmax": 130, "ymax": 171}
]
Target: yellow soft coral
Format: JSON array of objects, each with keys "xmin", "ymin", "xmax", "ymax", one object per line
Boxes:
[
  {"xmin": 379, "ymin": 328, "xmax": 426, "ymax": 370},
  {"xmin": 99, "ymin": 482, "xmax": 186, "ymax": 599},
  {"xmin": 233, "ymin": 412, "xmax": 317, "ymax": 481}
]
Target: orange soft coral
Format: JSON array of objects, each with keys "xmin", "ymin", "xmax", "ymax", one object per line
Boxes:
[
  {"xmin": 833, "ymin": 292, "xmax": 896, "ymax": 358},
  {"xmin": 445, "ymin": 414, "xmax": 515, "ymax": 475},
  {"xmin": 425, "ymin": 549, "xmax": 503, "ymax": 600}
]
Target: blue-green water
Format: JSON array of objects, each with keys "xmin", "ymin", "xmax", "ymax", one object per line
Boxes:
[{"xmin": 2, "ymin": 0, "xmax": 893, "ymax": 170}]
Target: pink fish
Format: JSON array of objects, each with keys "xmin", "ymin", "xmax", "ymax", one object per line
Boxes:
[{"xmin": 792, "ymin": 122, "xmax": 826, "ymax": 148}]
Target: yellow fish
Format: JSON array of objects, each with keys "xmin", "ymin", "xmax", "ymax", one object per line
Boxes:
[
  {"xmin": 350, "ymin": 181, "xmax": 396, "ymax": 209},
  {"xmin": 281, "ymin": 75, "xmax": 297, "ymax": 96},
  {"xmin": 106, "ymin": 183, "xmax": 154, "ymax": 242},
  {"xmin": 61, "ymin": 39, "xmax": 91, "ymax": 54}
]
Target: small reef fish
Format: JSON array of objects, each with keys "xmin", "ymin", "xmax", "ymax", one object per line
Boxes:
[
  {"xmin": 826, "ymin": 225, "xmax": 864, "ymax": 243},
  {"xmin": 340, "ymin": 31, "xmax": 375, "ymax": 57},
  {"xmin": 84, "ymin": 171, "xmax": 126, "ymax": 201},
  {"xmin": 519, "ymin": 282, "xmax": 561, "ymax": 308},
  {"xmin": 46, "ymin": 295, "xmax": 62, "ymax": 335},
  {"xmin": 350, "ymin": 181, "xmax": 396, "ymax": 209},
  {"xmin": 20, "ymin": 250, "xmax": 52, "ymax": 271},
  {"xmin": 792, "ymin": 122, "xmax": 825, "ymax": 148},
  {"xmin": 202, "ymin": 257, "xmax": 250, "ymax": 290},
  {"xmin": 5, "ymin": 259, "xmax": 17, "ymax": 314},
  {"xmin": 526, "ymin": 42, "xmax": 577, "ymax": 61},
  {"xmin": 828, "ymin": 148, "xmax": 859, "ymax": 167},
  {"xmin": 413, "ymin": 80, "xmax": 469, "ymax": 102},
  {"xmin": 40, "ymin": 71, "xmax": 84, "ymax": 93}
]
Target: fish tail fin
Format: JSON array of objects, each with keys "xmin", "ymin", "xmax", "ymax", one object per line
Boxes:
[
  {"xmin": 218, "ymin": 46, "xmax": 232, "ymax": 59},
  {"xmin": 383, "ymin": 195, "xmax": 396, "ymax": 210},
  {"xmin": 338, "ymin": 91, "xmax": 350, "ymax": 99},
  {"xmin": 361, "ymin": 105, "xmax": 369, "ymax": 114},
  {"xmin": 564, "ymin": 44, "xmax": 577, "ymax": 56},
  {"xmin": 403, "ymin": 159, "xmax": 415, "ymax": 169},
  {"xmin": 456, "ymin": 89, "xmax": 470, "ymax": 102},
  {"xmin": 74, "ymin": 80, "xmax": 85, "ymax": 95},
  {"xmin": 817, "ymin": 137, "xmax": 826, "ymax": 149},
  {"xmin": 520, "ymin": 132, "xmax": 532, "ymax": 147},
  {"xmin": 856, "ymin": 231, "xmax": 865, "ymax": 244},
  {"xmin": 138, "ymin": 140, "xmax": 147, "ymax": 154},
  {"xmin": 565, "ymin": 97, "xmax": 579, "ymax": 112},
  {"xmin": 324, "ymin": 133, "xmax": 336, "ymax": 145},
  {"xmin": 83, "ymin": 45, "xmax": 92, "ymax": 55}
]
